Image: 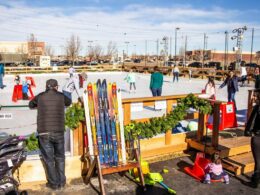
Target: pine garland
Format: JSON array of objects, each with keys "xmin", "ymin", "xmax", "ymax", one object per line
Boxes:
[
  {"xmin": 124, "ymin": 94, "xmax": 212, "ymax": 141},
  {"xmin": 65, "ymin": 103, "xmax": 85, "ymax": 130},
  {"xmin": 25, "ymin": 132, "xmax": 39, "ymax": 151}
]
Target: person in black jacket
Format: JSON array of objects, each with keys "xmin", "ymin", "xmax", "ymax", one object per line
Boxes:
[
  {"xmin": 29, "ymin": 79, "xmax": 71, "ymax": 190},
  {"xmin": 219, "ymin": 71, "xmax": 242, "ymax": 111},
  {"xmin": 244, "ymin": 89, "xmax": 260, "ymax": 188},
  {"xmin": 254, "ymin": 67, "xmax": 260, "ymax": 89}
]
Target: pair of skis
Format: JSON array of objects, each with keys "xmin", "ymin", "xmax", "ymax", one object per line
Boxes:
[{"xmin": 83, "ymin": 79, "xmax": 126, "ymax": 166}]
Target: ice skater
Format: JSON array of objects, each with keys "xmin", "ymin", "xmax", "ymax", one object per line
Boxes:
[
  {"xmin": 173, "ymin": 65, "xmax": 180, "ymax": 82},
  {"xmin": 150, "ymin": 66, "xmax": 163, "ymax": 97},
  {"xmin": 125, "ymin": 69, "xmax": 136, "ymax": 93},
  {"xmin": 0, "ymin": 63, "xmax": 5, "ymax": 89},
  {"xmin": 219, "ymin": 71, "xmax": 243, "ymax": 111},
  {"xmin": 68, "ymin": 65, "xmax": 75, "ymax": 78},
  {"xmin": 62, "ymin": 74, "xmax": 81, "ymax": 101}
]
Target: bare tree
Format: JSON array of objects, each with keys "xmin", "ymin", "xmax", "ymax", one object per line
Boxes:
[
  {"xmin": 106, "ymin": 41, "xmax": 117, "ymax": 60},
  {"xmin": 65, "ymin": 34, "xmax": 81, "ymax": 66},
  {"xmin": 28, "ymin": 33, "xmax": 37, "ymax": 63},
  {"xmin": 94, "ymin": 44, "xmax": 103, "ymax": 61},
  {"xmin": 45, "ymin": 45, "xmax": 55, "ymax": 58},
  {"xmin": 87, "ymin": 46, "xmax": 95, "ymax": 62}
]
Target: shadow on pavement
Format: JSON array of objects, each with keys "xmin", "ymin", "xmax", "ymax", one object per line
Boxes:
[{"xmin": 135, "ymin": 185, "xmax": 169, "ymax": 195}]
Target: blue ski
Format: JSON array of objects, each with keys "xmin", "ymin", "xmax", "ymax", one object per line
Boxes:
[{"xmin": 97, "ymin": 79, "xmax": 109, "ymax": 165}]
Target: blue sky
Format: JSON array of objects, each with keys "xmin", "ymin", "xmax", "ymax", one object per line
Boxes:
[{"xmin": 0, "ymin": 0, "xmax": 259, "ymax": 55}]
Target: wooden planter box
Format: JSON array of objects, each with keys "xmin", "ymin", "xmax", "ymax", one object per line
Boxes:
[{"xmin": 140, "ymin": 131, "xmax": 196, "ymax": 161}]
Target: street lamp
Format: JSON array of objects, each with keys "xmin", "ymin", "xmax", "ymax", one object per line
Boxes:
[
  {"xmin": 125, "ymin": 41, "xmax": 130, "ymax": 57},
  {"xmin": 231, "ymin": 26, "xmax": 247, "ymax": 70},
  {"xmin": 162, "ymin": 36, "xmax": 169, "ymax": 66},
  {"xmin": 175, "ymin": 27, "xmax": 180, "ymax": 66}
]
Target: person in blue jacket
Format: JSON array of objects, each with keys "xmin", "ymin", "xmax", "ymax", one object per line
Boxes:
[
  {"xmin": 0, "ymin": 63, "xmax": 5, "ymax": 89},
  {"xmin": 219, "ymin": 70, "xmax": 242, "ymax": 110}
]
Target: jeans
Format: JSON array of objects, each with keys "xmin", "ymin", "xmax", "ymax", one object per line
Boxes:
[
  {"xmin": 173, "ymin": 72, "xmax": 179, "ymax": 82},
  {"xmin": 63, "ymin": 90, "xmax": 72, "ymax": 100},
  {"xmin": 130, "ymin": 82, "xmax": 136, "ymax": 90},
  {"xmin": 151, "ymin": 88, "xmax": 162, "ymax": 96},
  {"xmin": 0, "ymin": 74, "xmax": 3, "ymax": 88},
  {"xmin": 38, "ymin": 132, "xmax": 66, "ymax": 187},
  {"xmin": 241, "ymin": 75, "xmax": 247, "ymax": 85},
  {"xmin": 251, "ymin": 136, "xmax": 260, "ymax": 181},
  {"xmin": 228, "ymin": 91, "xmax": 236, "ymax": 110}
]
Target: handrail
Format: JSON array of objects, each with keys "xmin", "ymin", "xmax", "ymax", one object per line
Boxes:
[
  {"xmin": 0, "ymin": 105, "xmax": 29, "ymax": 110},
  {"xmin": 122, "ymin": 94, "xmax": 199, "ymax": 104}
]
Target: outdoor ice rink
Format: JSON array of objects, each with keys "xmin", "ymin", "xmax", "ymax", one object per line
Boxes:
[{"xmin": 0, "ymin": 71, "xmax": 253, "ymax": 136}]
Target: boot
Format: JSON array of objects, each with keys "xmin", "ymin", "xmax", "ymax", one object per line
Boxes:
[{"xmin": 243, "ymin": 174, "xmax": 259, "ymax": 188}]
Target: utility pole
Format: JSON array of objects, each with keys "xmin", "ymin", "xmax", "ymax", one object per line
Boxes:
[
  {"xmin": 170, "ymin": 37, "xmax": 172, "ymax": 59},
  {"xmin": 250, "ymin": 28, "xmax": 254, "ymax": 65},
  {"xmin": 123, "ymin": 50, "xmax": 125, "ymax": 66},
  {"xmin": 145, "ymin": 40, "xmax": 147, "ymax": 66},
  {"xmin": 202, "ymin": 33, "xmax": 206, "ymax": 68},
  {"xmin": 184, "ymin": 36, "xmax": 187, "ymax": 67},
  {"xmin": 156, "ymin": 39, "xmax": 159, "ymax": 66}
]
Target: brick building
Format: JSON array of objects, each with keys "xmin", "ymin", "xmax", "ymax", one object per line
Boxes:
[{"xmin": 185, "ymin": 50, "xmax": 258, "ymax": 64}]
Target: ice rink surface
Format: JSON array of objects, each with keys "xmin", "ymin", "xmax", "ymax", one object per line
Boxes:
[{"xmin": 0, "ymin": 71, "xmax": 253, "ymax": 136}]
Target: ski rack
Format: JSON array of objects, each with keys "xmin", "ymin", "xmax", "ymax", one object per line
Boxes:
[
  {"xmin": 83, "ymin": 149, "xmax": 145, "ymax": 195},
  {"xmin": 82, "ymin": 81, "xmax": 145, "ymax": 195}
]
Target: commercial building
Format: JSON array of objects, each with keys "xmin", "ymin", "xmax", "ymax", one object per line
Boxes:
[
  {"xmin": 0, "ymin": 41, "xmax": 45, "ymax": 64},
  {"xmin": 185, "ymin": 50, "xmax": 257, "ymax": 64}
]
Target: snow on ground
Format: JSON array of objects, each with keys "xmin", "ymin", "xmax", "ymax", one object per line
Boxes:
[{"xmin": 0, "ymin": 71, "xmax": 254, "ymax": 137}]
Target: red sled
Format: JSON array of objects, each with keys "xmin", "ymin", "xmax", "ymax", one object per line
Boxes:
[{"xmin": 184, "ymin": 152, "xmax": 223, "ymax": 182}]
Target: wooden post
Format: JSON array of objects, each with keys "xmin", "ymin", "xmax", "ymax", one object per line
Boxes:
[
  {"xmin": 212, "ymin": 102, "xmax": 221, "ymax": 148},
  {"xmin": 197, "ymin": 113, "xmax": 207, "ymax": 142},
  {"xmin": 123, "ymin": 103, "xmax": 131, "ymax": 125},
  {"xmin": 247, "ymin": 90, "xmax": 254, "ymax": 121},
  {"xmin": 73, "ymin": 126, "xmax": 79, "ymax": 156},
  {"xmin": 73, "ymin": 122, "xmax": 84, "ymax": 156},
  {"xmin": 165, "ymin": 100, "xmax": 174, "ymax": 145}
]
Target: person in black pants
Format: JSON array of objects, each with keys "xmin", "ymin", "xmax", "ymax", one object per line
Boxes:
[
  {"xmin": 244, "ymin": 89, "xmax": 260, "ymax": 188},
  {"xmin": 29, "ymin": 79, "xmax": 71, "ymax": 190},
  {"xmin": 219, "ymin": 71, "xmax": 242, "ymax": 111}
]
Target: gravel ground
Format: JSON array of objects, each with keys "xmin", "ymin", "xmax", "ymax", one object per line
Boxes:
[{"xmin": 22, "ymin": 155, "xmax": 260, "ymax": 195}]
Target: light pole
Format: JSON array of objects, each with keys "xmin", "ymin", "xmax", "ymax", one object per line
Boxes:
[
  {"xmin": 250, "ymin": 28, "xmax": 254, "ymax": 65},
  {"xmin": 231, "ymin": 26, "xmax": 247, "ymax": 70},
  {"xmin": 133, "ymin": 44, "xmax": 136, "ymax": 59},
  {"xmin": 162, "ymin": 36, "xmax": 169, "ymax": 66},
  {"xmin": 224, "ymin": 31, "xmax": 229, "ymax": 69},
  {"xmin": 124, "ymin": 41, "xmax": 130, "ymax": 58},
  {"xmin": 175, "ymin": 27, "xmax": 180, "ymax": 66}
]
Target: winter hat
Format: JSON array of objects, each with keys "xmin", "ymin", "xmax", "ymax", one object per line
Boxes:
[
  {"xmin": 46, "ymin": 79, "xmax": 58, "ymax": 89},
  {"xmin": 80, "ymin": 72, "xmax": 88, "ymax": 80}
]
